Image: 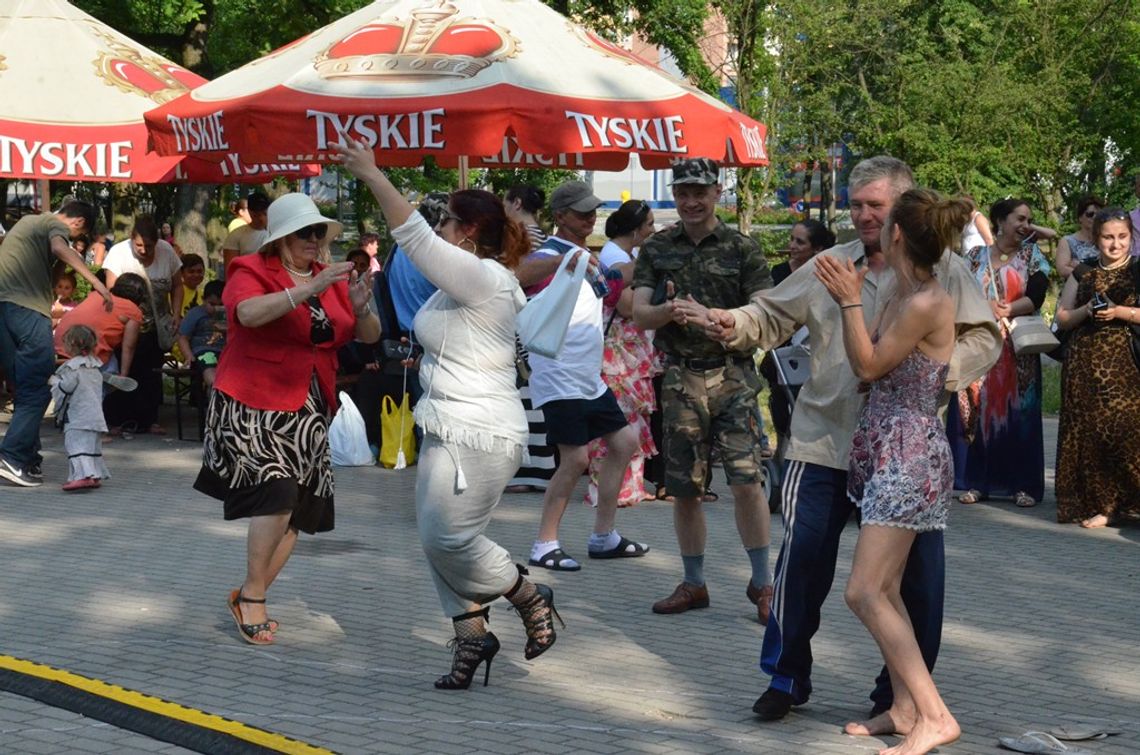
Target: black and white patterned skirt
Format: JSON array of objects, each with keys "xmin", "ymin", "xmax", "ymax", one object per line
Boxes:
[{"xmin": 194, "ymin": 374, "xmax": 335, "ymax": 534}]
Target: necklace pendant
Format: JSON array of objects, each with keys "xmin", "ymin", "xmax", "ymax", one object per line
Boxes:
[{"xmin": 999, "ymin": 253, "xmax": 1009, "ymax": 262}]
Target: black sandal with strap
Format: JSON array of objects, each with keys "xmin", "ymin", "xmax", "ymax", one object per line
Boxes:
[
  {"xmin": 527, "ymin": 547, "xmax": 581, "ymax": 572},
  {"xmin": 227, "ymin": 591, "xmax": 274, "ymax": 645}
]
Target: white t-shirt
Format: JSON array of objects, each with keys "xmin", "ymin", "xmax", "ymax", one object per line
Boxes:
[
  {"xmin": 102, "ymin": 238, "xmax": 181, "ymax": 328},
  {"xmin": 527, "ymin": 239, "xmax": 607, "ymax": 407},
  {"xmin": 960, "ymin": 212, "xmax": 985, "ymax": 254},
  {"xmin": 222, "ymin": 224, "xmax": 269, "ymax": 255},
  {"xmin": 599, "ymin": 239, "xmax": 634, "ymax": 269}
]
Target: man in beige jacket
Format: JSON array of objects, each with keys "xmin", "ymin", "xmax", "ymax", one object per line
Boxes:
[{"xmin": 691, "ymin": 156, "xmax": 1001, "ymax": 724}]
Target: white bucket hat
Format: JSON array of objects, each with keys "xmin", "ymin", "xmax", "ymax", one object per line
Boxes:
[{"xmin": 261, "ymin": 193, "xmax": 343, "ymax": 248}]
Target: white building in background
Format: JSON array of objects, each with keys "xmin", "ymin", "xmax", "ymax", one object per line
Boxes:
[{"xmin": 592, "ymin": 10, "xmax": 738, "ymax": 209}]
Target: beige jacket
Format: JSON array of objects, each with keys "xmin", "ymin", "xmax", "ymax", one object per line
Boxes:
[{"xmin": 727, "ymin": 239, "xmax": 1001, "ymax": 470}]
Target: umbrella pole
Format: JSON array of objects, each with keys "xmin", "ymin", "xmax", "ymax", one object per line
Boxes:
[
  {"xmin": 458, "ymin": 156, "xmax": 469, "ymax": 191},
  {"xmin": 37, "ymin": 179, "xmax": 50, "ymax": 212}
]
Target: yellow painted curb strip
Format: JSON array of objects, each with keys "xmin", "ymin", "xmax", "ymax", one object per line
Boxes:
[{"xmin": 0, "ymin": 655, "xmax": 333, "ymax": 755}]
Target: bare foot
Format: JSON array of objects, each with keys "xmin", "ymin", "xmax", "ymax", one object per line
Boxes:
[
  {"xmin": 1080, "ymin": 514, "xmax": 1109, "ymax": 529},
  {"xmin": 845, "ymin": 707, "xmax": 915, "ymax": 736},
  {"xmin": 879, "ymin": 715, "xmax": 960, "ymax": 755}
]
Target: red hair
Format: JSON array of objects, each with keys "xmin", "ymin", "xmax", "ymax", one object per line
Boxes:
[{"xmin": 450, "ymin": 190, "xmax": 530, "ymax": 269}]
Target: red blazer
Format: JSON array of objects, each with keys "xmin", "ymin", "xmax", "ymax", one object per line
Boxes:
[{"xmin": 213, "ymin": 253, "xmax": 355, "ymax": 412}]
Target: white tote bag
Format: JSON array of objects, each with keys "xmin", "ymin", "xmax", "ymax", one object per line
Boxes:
[{"xmin": 516, "ymin": 252, "xmax": 586, "ymax": 358}]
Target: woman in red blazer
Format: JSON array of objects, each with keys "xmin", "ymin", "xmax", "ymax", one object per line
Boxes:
[{"xmin": 194, "ymin": 193, "xmax": 380, "ymax": 645}]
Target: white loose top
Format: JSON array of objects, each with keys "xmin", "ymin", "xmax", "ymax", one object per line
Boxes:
[{"xmin": 394, "ymin": 213, "xmax": 528, "ymax": 454}]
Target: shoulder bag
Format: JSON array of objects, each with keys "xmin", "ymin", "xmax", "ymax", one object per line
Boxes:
[
  {"xmin": 516, "ymin": 251, "xmax": 586, "ymax": 358},
  {"xmin": 986, "ymin": 253, "xmax": 1058, "ymax": 356}
]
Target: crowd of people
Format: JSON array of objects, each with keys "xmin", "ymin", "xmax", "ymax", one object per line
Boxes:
[{"xmin": 2, "ymin": 151, "xmax": 1139, "ymax": 755}]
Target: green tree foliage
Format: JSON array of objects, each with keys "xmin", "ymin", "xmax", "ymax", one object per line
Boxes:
[{"xmin": 751, "ymin": 0, "xmax": 1140, "ymax": 227}]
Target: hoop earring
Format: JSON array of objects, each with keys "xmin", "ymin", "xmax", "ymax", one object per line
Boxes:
[{"xmin": 461, "ymin": 237, "xmax": 475, "ymax": 252}]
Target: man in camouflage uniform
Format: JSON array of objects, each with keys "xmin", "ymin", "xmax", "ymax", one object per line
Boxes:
[{"xmin": 632, "ymin": 157, "xmax": 775, "ymax": 620}]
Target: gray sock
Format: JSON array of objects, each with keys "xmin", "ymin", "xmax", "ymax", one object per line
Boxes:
[
  {"xmin": 746, "ymin": 545, "xmax": 771, "ymax": 588},
  {"xmin": 682, "ymin": 554, "xmax": 705, "ymax": 586}
]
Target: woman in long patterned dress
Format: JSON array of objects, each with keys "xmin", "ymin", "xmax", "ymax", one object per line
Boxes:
[
  {"xmin": 1054, "ymin": 208, "xmax": 1140, "ymax": 528},
  {"xmin": 584, "ymin": 199, "xmax": 662, "ymax": 507},
  {"xmin": 816, "ymin": 189, "xmax": 964, "ymax": 755},
  {"xmin": 194, "ymin": 194, "xmax": 380, "ymax": 645},
  {"xmin": 947, "ymin": 198, "xmax": 1051, "ymax": 508}
]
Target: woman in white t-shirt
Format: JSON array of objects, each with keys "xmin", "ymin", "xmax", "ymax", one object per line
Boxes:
[
  {"xmin": 101, "ymin": 215, "xmax": 183, "ymax": 435},
  {"xmin": 959, "ymin": 195, "xmax": 994, "ymax": 254},
  {"xmin": 586, "ymin": 199, "xmax": 662, "ymax": 507}
]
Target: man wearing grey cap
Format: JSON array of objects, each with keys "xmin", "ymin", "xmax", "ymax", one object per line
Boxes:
[
  {"xmin": 525, "ymin": 180, "xmax": 650, "ymax": 572},
  {"xmin": 631, "ymin": 157, "xmax": 775, "ymax": 620}
]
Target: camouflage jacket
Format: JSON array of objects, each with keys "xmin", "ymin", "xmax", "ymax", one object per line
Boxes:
[{"xmin": 633, "ymin": 220, "xmax": 772, "ymax": 358}]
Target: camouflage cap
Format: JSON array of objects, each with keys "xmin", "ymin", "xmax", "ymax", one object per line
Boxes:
[
  {"xmin": 669, "ymin": 157, "xmax": 720, "ymax": 186},
  {"xmin": 550, "ymin": 180, "xmax": 603, "ymax": 213},
  {"xmin": 417, "ymin": 192, "xmax": 450, "ymax": 227}
]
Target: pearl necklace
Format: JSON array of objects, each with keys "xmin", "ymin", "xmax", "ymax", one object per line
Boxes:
[
  {"xmin": 1098, "ymin": 257, "xmax": 1130, "ymax": 271},
  {"xmin": 283, "ymin": 262, "xmax": 313, "ymax": 277}
]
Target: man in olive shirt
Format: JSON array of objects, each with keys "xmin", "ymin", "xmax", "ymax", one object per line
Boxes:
[
  {"xmin": 0, "ymin": 201, "xmax": 112, "ymax": 487},
  {"xmin": 632, "ymin": 157, "xmax": 775, "ymax": 621}
]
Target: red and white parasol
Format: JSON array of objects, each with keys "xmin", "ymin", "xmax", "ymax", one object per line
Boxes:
[
  {"xmin": 0, "ymin": 0, "xmax": 317, "ymax": 183},
  {"xmin": 144, "ymin": 0, "xmax": 768, "ymax": 170}
]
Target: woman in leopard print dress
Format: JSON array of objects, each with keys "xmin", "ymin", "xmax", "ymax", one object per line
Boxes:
[{"xmin": 1054, "ymin": 208, "xmax": 1140, "ymax": 528}]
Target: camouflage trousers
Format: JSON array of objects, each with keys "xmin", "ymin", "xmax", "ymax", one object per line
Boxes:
[{"xmin": 661, "ymin": 360, "xmax": 764, "ymax": 498}]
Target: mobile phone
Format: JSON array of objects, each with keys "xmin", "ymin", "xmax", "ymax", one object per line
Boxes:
[
  {"xmin": 1090, "ymin": 292, "xmax": 1110, "ymax": 313},
  {"xmin": 382, "ymin": 339, "xmax": 423, "ymax": 361}
]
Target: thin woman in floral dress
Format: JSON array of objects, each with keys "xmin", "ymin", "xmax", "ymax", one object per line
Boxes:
[{"xmin": 815, "ymin": 188, "xmax": 965, "ymax": 755}]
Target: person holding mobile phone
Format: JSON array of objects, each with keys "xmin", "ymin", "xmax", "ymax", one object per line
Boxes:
[
  {"xmin": 339, "ymin": 140, "xmax": 564, "ymax": 691},
  {"xmin": 193, "ymin": 193, "xmax": 380, "ymax": 647},
  {"xmin": 1053, "ymin": 207, "xmax": 1140, "ymax": 529}
]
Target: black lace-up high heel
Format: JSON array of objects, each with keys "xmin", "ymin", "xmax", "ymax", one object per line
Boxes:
[
  {"xmin": 510, "ymin": 565, "xmax": 565, "ymax": 660},
  {"xmin": 434, "ymin": 608, "xmax": 500, "ymax": 690}
]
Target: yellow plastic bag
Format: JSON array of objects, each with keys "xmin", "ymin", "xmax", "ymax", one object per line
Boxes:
[{"xmin": 380, "ymin": 393, "xmax": 416, "ymax": 469}]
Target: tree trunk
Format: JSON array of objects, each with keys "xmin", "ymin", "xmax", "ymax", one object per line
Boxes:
[{"xmin": 175, "ymin": 187, "xmax": 214, "ymax": 261}]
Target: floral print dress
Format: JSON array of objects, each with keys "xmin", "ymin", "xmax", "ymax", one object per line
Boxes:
[
  {"xmin": 848, "ymin": 348, "xmax": 952, "ymax": 531},
  {"xmin": 584, "ymin": 280, "xmax": 663, "ymax": 508}
]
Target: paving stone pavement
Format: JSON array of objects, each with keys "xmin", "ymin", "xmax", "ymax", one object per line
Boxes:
[{"xmin": 0, "ymin": 412, "xmax": 1137, "ymax": 754}]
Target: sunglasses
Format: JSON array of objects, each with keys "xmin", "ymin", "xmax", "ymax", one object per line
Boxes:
[
  {"xmin": 1095, "ymin": 208, "xmax": 1128, "ymax": 222},
  {"xmin": 435, "ymin": 208, "xmax": 459, "ymax": 227},
  {"xmin": 1083, "ymin": 209, "xmax": 1099, "ymax": 218},
  {"xmin": 292, "ymin": 223, "xmax": 328, "ymax": 241}
]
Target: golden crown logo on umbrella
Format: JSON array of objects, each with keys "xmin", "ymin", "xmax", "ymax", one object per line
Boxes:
[
  {"xmin": 89, "ymin": 22, "xmax": 201, "ymax": 104},
  {"xmin": 314, "ymin": 0, "xmax": 518, "ymax": 82}
]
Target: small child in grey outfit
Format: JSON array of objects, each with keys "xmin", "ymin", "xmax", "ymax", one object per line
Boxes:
[{"xmin": 51, "ymin": 324, "xmax": 110, "ymax": 491}]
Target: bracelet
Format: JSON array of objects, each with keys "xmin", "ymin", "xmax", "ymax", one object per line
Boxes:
[
  {"xmin": 840, "ymin": 303, "xmax": 863, "ymax": 310},
  {"xmin": 354, "ymin": 304, "xmax": 371, "ymax": 317},
  {"xmin": 284, "ymin": 287, "xmax": 297, "ymax": 309}
]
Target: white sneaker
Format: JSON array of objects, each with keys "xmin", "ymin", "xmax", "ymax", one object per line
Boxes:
[{"xmin": 0, "ymin": 458, "xmax": 42, "ymax": 487}]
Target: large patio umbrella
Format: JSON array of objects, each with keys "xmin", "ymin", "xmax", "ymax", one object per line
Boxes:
[
  {"xmin": 144, "ymin": 0, "xmax": 768, "ymax": 170},
  {"xmin": 0, "ymin": 0, "xmax": 316, "ymax": 183}
]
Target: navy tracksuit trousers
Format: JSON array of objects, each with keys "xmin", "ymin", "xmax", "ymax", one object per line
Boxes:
[{"xmin": 760, "ymin": 460, "xmax": 945, "ymax": 708}]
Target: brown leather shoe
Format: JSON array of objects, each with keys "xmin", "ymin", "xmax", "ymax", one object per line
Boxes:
[
  {"xmin": 747, "ymin": 581, "xmax": 774, "ymax": 625},
  {"xmin": 652, "ymin": 582, "xmax": 710, "ymax": 614}
]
